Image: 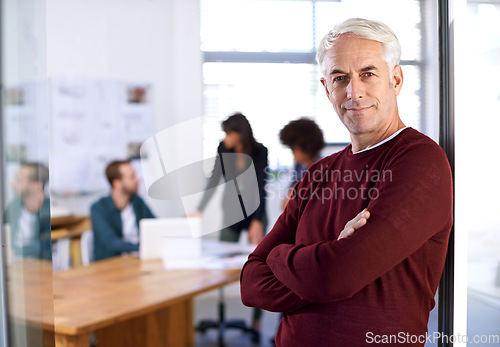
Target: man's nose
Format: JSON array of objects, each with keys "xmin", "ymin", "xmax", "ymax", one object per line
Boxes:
[{"xmin": 346, "ymin": 77, "xmax": 364, "ymax": 99}]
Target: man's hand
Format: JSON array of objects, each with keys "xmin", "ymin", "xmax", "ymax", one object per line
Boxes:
[
  {"xmin": 337, "ymin": 209, "xmax": 371, "ymax": 240},
  {"xmin": 248, "ymin": 220, "xmax": 265, "ymax": 244}
]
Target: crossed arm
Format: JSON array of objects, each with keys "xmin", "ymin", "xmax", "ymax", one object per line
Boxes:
[
  {"xmin": 240, "ymin": 200, "xmax": 310, "ymax": 313},
  {"xmin": 240, "ymin": 144, "xmax": 453, "ymax": 311},
  {"xmin": 240, "ymin": 203, "xmax": 370, "ymax": 312}
]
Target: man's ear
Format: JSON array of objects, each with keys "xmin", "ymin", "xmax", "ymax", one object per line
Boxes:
[
  {"xmin": 392, "ymin": 65, "xmax": 403, "ymax": 96},
  {"xmin": 111, "ymin": 179, "xmax": 120, "ymax": 191},
  {"xmin": 320, "ymin": 78, "xmax": 330, "ymax": 98}
]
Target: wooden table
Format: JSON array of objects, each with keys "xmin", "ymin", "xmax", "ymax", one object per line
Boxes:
[
  {"xmin": 9, "ymin": 257, "xmax": 241, "ymax": 347},
  {"xmin": 51, "ymin": 215, "xmax": 92, "ymax": 267},
  {"xmin": 50, "ymin": 215, "xmax": 91, "ymax": 241}
]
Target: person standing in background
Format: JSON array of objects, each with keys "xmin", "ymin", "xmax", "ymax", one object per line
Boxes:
[
  {"xmin": 192, "ymin": 112, "xmax": 268, "ymax": 245},
  {"xmin": 265, "ymin": 118, "xmax": 326, "ymax": 345},
  {"xmin": 190, "ymin": 112, "xmax": 268, "ymax": 337},
  {"xmin": 279, "ymin": 118, "xmax": 325, "ymax": 209}
]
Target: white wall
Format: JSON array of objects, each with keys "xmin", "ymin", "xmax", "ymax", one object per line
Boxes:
[
  {"xmin": 46, "ymin": 0, "xmax": 203, "ymax": 217},
  {"xmin": 3, "ymin": 0, "xmax": 47, "ymax": 85}
]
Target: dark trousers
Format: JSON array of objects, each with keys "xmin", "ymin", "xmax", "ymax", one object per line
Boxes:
[{"xmin": 219, "ymin": 216, "xmax": 267, "ymax": 322}]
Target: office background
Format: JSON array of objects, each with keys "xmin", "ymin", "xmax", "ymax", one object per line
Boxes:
[{"xmin": 1, "ymin": 0, "xmax": 500, "ymax": 346}]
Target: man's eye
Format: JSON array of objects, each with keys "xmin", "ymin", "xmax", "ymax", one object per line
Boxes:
[
  {"xmin": 333, "ymin": 76, "xmax": 345, "ymax": 82},
  {"xmin": 363, "ymin": 72, "xmax": 375, "ymax": 77}
]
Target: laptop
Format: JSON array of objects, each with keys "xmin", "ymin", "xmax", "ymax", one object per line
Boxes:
[{"xmin": 139, "ymin": 217, "xmax": 202, "ymax": 260}]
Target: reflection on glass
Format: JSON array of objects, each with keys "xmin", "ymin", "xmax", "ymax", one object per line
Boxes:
[
  {"xmin": 4, "ymin": 163, "xmax": 51, "ymax": 261},
  {"xmin": 2, "ymin": 140, "xmax": 54, "ymax": 347},
  {"xmin": 1, "ymin": 0, "xmax": 55, "ymax": 345},
  {"xmin": 456, "ymin": 1, "xmax": 500, "ymax": 343}
]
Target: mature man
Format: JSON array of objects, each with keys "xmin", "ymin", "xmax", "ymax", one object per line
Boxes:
[
  {"xmin": 91, "ymin": 160, "xmax": 155, "ymax": 261},
  {"xmin": 5, "ymin": 162, "xmax": 51, "ymax": 260},
  {"xmin": 240, "ymin": 18, "xmax": 453, "ymax": 346}
]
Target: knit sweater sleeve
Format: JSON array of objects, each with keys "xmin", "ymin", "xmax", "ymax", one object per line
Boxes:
[
  {"xmin": 265, "ymin": 142, "xmax": 453, "ymax": 303},
  {"xmin": 240, "ymin": 182, "xmax": 312, "ymax": 313}
]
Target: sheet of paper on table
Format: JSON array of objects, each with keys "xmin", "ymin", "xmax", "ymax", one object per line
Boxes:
[{"xmin": 162, "ymin": 240, "xmax": 256, "ymax": 270}]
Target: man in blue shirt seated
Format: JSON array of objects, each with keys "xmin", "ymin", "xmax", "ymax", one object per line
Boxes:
[{"xmin": 91, "ymin": 160, "xmax": 155, "ymax": 261}]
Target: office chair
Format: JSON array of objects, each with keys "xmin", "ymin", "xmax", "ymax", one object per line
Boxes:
[{"xmin": 196, "ymin": 287, "xmax": 260, "ymax": 346}]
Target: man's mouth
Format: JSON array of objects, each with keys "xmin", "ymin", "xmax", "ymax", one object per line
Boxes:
[{"xmin": 345, "ymin": 106, "xmax": 373, "ymax": 114}]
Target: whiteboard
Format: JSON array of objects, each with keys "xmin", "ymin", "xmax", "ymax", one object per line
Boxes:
[{"xmin": 48, "ymin": 77, "xmax": 153, "ymax": 194}]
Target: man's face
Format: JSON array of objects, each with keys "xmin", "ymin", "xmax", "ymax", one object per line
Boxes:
[
  {"xmin": 320, "ymin": 35, "xmax": 403, "ymax": 137},
  {"xmin": 12, "ymin": 166, "xmax": 33, "ymax": 197},
  {"xmin": 117, "ymin": 163, "xmax": 139, "ymax": 196}
]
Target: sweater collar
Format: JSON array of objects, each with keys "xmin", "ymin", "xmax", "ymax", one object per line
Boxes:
[{"xmin": 353, "ymin": 127, "xmax": 410, "ymax": 155}]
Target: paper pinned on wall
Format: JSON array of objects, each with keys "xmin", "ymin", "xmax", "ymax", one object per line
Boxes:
[{"xmin": 49, "ymin": 77, "xmax": 153, "ymax": 195}]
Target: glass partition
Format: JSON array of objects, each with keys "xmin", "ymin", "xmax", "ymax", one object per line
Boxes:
[
  {"xmin": 1, "ymin": 0, "xmax": 54, "ymax": 345},
  {"xmin": 455, "ymin": 1, "xmax": 500, "ymax": 345}
]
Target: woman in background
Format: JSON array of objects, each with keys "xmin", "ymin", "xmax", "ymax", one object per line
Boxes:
[{"xmin": 192, "ymin": 112, "xmax": 268, "ymax": 338}]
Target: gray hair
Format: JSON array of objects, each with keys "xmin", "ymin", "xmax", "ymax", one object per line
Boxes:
[{"xmin": 316, "ymin": 18, "xmax": 401, "ymax": 76}]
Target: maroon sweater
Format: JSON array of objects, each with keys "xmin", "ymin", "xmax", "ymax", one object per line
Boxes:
[{"xmin": 240, "ymin": 128, "xmax": 453, "ymax": 346}]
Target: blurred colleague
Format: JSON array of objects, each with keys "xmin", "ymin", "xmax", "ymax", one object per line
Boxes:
[
  {"xmin": 5, "ymin": 162, "xmax": 51, "ymax": 260},
  {"xmin": 91, "ymin": 160, "xmax": 154, "ymax": 261},
  {"xmin": 241, "ymin": 18, "xmax": 453, "ymax": 346},
  {"xmin": 190, "ymin": 112, "xmax": 268, "ymax": 335},
  {"xmin": 279, "ymin": 118, "xmax": 325, "ymax": 209},
  {"xmin": 267, "ymin": 118, "xmax": 326, "ymax": 344},
  {"xmin": 192, "ymin": 112, "xmax": 268, "ymax": 245}
]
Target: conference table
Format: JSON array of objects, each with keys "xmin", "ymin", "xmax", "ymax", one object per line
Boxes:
[{"xmin": 9, "ymin": 256, "xmax": 241, "ymax": 347}]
